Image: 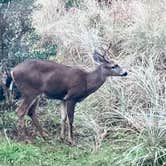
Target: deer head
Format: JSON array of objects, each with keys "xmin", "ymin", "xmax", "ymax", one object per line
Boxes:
[{"xmin": 93, "ymin": 50, "xmax": 128, "ymax": 77}]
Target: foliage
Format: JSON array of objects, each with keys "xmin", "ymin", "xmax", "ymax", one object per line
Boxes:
[
  {"xmin": 65, "ymin": 0, "xmax": 80, "ymax": 8},
  {"xmin": 32, "ymin": 0, "xmax": 166, "ymax": 165},
  {"xmin": 0, "ymin": 0, "xmax": 34, "ymax": 64},
  {"xmin": 0, "ymin": 0, "xmax": 57, "ymax": 70},
  {"xmin": 0, "ymin": 137, "xmax": 40, "ymax": 166},
  {"xmin": 0, "ymin": 0, "xmax": 11, "ymax": 3}
]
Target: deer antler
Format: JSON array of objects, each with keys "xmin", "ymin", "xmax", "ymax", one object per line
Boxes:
[
  {"xmin": 93, "ymin": 50, "xmax": 110, "ymax": 64},
  {"xmin": 103, "ymin": 42, "xmax": 112, "ymax": 56}
]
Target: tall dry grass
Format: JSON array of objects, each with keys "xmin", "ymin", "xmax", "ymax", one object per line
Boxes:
[{"xmin": 32, "ymin": 0, "xmax": 166, "ymax": 165}]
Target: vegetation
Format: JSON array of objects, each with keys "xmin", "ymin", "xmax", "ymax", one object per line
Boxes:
[{"xmin": 0, "ymin": 0, "xmax": 165, "ymax": 166}]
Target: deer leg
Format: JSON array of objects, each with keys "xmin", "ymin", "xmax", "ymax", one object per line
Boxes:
[
  {"xmin": 66, "ymin": 100, "xmax": 76, "ymax": 145},
  {"xmin": 60, "ymin": 101, "xmax": 67, "ymax": 140},
  {"xmin": 27, "ymin": 98, "xmax": 48, "ymax": 140},
  {"xmin": 16, "ymin": 96, "xmax": 35, "ymax": 140}
]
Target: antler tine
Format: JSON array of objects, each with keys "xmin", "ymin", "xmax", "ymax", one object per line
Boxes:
[
  {"xmin": 97, "ymin": 42, "xmax": 112, "ymax": 59},
  {"xmin": 93, "ymin": 49, "xmax": 103, "ymax": 59},
  {"xmin": 103, "ymin": 42, "xmax": 112, "ymax": 56},
  {"xmin": 93, "ymin": 42, "xmax": 113, "ymax": 64},
  {"xmin": 93, "ymin": 49, "xmax": 110, "ymax": 64}
]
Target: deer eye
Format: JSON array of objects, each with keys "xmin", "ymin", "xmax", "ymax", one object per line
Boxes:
[{"xmin": 111, "ymin": 64, "xmax": 118, "ymax": 69}]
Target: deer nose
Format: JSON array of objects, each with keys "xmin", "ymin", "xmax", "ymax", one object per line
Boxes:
[{"xmin": 122, "ymin": 71, "xmax": 128, "ymax": 76}]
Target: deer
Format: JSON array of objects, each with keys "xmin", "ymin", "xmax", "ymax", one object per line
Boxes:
[{"xmin": 10, "ymin": 50, "xmax": 127, "ymax": 145}]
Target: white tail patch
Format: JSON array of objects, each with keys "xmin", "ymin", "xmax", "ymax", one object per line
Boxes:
[
  {"xmin": 9, "ymin": 70, "xmax": 15, "ymax": 91},
  {"xmin": 10, "ymin": 71, "xmax": 15, "ymax": 82},
  {"xmin": 9, "ymin": 81, "xmax": 14, "ymax": 91}
]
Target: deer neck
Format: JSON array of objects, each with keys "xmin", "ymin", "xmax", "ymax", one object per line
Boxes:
[{"xmin": 86, "ymin": 66, "xmax": 106, "ymax": 94}]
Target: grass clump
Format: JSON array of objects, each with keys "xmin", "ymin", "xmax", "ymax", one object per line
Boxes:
[{"xmin": 0, "ymin": 138, "xmax": 40, "ymax": 166}]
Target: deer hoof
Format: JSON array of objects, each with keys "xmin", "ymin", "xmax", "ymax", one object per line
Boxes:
[
  {"xmin": 59, "ymin": 134, "xmax": 66, "ymax": 142},
  {"xmin": 25, "ymin": 138, "xmax": 33, "ymax": 144},
  {"xmin": 60, "ymin": 135, "xmax": 65, "ymax": 140},
  {"xmin": 67, "ymin": 139, "xmax": 76, "ymax": 146}
]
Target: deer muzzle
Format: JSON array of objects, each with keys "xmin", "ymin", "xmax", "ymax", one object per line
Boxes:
[{"xmin": 121, "ymin": 71, "xmax": 128, "ymax": 76}]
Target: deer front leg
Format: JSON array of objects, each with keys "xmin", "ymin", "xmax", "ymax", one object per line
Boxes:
[
  {"xmin": 63, "ymin": 86, "xmax": 85, "ymax": 101},
  {"xmin": 60, "ymin": 101, "xmax": 67, "ymax": 141},
  {"xmin": 66, "ymin": 100, "xmax": 76, "ymax": 145}
]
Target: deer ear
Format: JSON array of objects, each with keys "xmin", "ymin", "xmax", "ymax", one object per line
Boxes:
[{"xmin": 93, "ymin": 50, "xmax": 108, "ymax": 64}]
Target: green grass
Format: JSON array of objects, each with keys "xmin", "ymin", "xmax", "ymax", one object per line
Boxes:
[
  {"xmin": 1, "ymin": 129, "xmax": 165, "ymax": 166},
  {"xmin": 0, "ymin": 129, "xmax": 133, "ymax": 166},
  {"xmin": 0, "ymin": 137, "xmax": 113, "ymax": 166}
]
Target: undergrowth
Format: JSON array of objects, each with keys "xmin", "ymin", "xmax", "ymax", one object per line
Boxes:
[{"xmin": 0, "ymin": 129, "xmax": 155, "ymax": 166}]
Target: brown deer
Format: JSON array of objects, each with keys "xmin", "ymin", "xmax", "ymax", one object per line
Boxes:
[{"xmin": 10, "ymin": 50, "xmax": 127, "ymax": 144}]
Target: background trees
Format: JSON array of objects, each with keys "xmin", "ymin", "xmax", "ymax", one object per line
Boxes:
[{"xmin": 0, "ymin": 0, "xmax": 56, "ymax": 69}]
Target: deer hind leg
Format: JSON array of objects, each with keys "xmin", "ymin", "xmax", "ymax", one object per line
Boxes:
[
  {"xmin": 66, "ymin": 100, "xmax": 76, "ymax": 145},
  {"xmin": 60, "ymin": 101, "xmax": 67, "ymax": 141},
  {"xmin": 16, "ymin": 96, "xmax": 36, "ymax": 140},
  {"xmin": 27, "ymin": 98, "xmax": 48, "ymax": 140}
]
